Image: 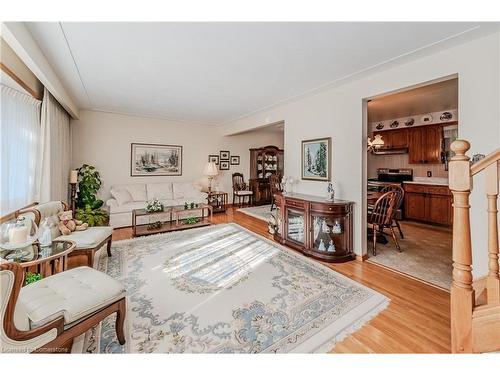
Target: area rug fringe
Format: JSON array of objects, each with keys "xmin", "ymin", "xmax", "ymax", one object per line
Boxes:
[{"xmin": 311, "ymin": 299, "xmax": 390, "ymax": 353}]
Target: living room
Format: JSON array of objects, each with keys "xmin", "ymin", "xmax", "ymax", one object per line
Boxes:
[{"xmin": 1, "ymin": 2, "xmax": 500, "ymax": 373}]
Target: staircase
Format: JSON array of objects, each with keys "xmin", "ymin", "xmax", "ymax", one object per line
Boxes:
[{"xmin": 449, "ymin": 140, "xmax": 500, "ymax": 353}]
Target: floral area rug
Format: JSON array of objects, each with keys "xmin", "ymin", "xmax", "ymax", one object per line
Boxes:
[{"xmin": 78, "ymin": 223, "xmax": 389, "ymax": 353}]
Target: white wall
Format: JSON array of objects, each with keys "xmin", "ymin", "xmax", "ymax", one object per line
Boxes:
[
  {"xmin": 221, "ymin": 32, "xmax": 500, "ymax": 278},
  {"xmin": 71, "ymin": 110, "xmax": 283, "ymax": 201}
]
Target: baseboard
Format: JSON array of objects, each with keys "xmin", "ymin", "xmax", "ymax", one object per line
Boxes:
[{"xmin": 355, "ymin": 254, "xmax": 369, "ymax": 262}]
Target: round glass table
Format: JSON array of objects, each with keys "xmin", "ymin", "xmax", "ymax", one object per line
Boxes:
[{"xmin": 0, "ymin": 240, "xmax": 76, "ymax": 277}]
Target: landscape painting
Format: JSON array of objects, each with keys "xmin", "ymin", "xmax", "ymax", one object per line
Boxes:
[
  {"xmin": 301, "ymin": 137, "xmax": 331, "ymax": 181},
  {"xmin": 131, "ymin": 143, "xmax": 182, "ymax": 176}
]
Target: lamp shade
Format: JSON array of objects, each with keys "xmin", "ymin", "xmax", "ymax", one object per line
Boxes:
[
  {"xmin": 203, "ymin": 162, "xmax": 218, "ymax": 177},
  {"xmin": 371, "ymin": 134, "xmax": 384, "ymax": 147}
]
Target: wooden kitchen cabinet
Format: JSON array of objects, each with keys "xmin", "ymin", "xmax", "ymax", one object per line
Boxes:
[
  {"xmin": 373, "ymin": 129, "xmax": 408, "ymax": 149},
  {"xmin": 404, "ymin": 183, "xmax": 452, "ymax": 225},
  {"xmin": 408, "ymin": 125, "xmax": 443, "ymax": 164}
]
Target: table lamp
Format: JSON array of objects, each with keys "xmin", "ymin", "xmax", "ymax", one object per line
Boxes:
[{"xmin": 203, "ymin": 162, "xmax": 218, "ymax": 193}]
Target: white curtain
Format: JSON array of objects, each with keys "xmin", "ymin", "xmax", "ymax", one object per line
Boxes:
[
  {"xmin": 38, "ymin": 87, "xmax": 71, "ymax": 203},
  {"xmin": 0, "ymin": 85, "xmax": 42, "ymax": 215}
]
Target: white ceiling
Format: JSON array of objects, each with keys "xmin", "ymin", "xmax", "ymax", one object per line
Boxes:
[
  {"xmin": 24, "ymin": 22, "xmax": 492, "ymax": 124},
  {"xmin": 368, "ymin": 78, "xmax": 458, "ymax": 122}
]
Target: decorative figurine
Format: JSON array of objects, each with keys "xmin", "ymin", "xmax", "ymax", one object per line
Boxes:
[
  {"xmin": 327, "ymin": 182, "xmax": 335, "ymax": 201},
  {"xmin": 331, "ymin": 220, "xmax": 342, "ymax": 234},
  {"xmin": 327, "ymin": 240, "xmax": 335, "ymax": 253},
  {"xmin": 318, "ymin": 238, "xmax": 326, "ymax": 251},
  {"xmin": 321, "ymin": 219, "xmax": 330, "ymax": 233}
]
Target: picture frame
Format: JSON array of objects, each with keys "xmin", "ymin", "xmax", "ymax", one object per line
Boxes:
[
  {"xmin": 131, "ymin": 143, "xmax": 182, "ymax": 176},
  {"xmin": 230, "ymin": 155, "xmax": 240, "ymax": 165},
  {"xmin": 220, "ymin": 150, "xmax": 230, "ymax": 160},
  {"xmin": 301, "ymin": 137, "xmax": 331, "ymax": 181},
  {"xmin": 219, "ymin": 160, "xmax": 230, "ymax": 170},
  {"xmin": 208, "ymin": 155, "xmax": 220, "ymax": 165}
]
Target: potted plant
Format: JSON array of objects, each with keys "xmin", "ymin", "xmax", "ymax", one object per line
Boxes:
[
  {"xmin": 75, "ymin": 164, "xmax": 109, "ymax": 226},
  {"xmin": 25, "ymin": 272, "xmax": 42, "ymax": 285}
]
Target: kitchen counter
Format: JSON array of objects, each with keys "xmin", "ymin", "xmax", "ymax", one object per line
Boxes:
[{"xmin": 403, "ymin": 179, "xmax": 448, "ymax": 187}]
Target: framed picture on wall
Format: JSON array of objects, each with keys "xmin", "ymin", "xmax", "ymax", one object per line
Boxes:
[
  {"xmin": 208, "ymin": 155, "xmax": 219, "ymax": 165},
  {"xmin": 301, "ymin": 137, "xmax": 331, "ymax": 181},
  {"xmin": 219, "ymin": 160, "xmax": 230, "ymax": 170},
  {"xmin": 220, "ymin": 150, "xmax": 230, "ymax": 160},
  {"xmin": 130, "ymin": 143, "xmax": 182, "ymax": 176},
  {"xmin": 230, "ymin": 155, "xmax": 240, "ymax": 165}
]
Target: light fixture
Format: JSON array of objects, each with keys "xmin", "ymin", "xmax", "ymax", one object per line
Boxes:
[
  {"xmin": 203, "ymin": 162, "xmax": 218, "ymax": 193},
  {"xmin": 367, "ymin": 134, "xmax": 384, "ymax": 152}
]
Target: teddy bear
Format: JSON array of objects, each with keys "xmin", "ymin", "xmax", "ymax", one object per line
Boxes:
[{"xmin": 58, "ymin": 210, "xmax": 88, "ymax": 235}]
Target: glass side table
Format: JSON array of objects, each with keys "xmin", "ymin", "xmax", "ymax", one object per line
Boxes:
[
  {"xmin": 0, "ymin": 240, "xmax": 76, "ymax": 278},
  {"xmin": 207, "ymin": 191, "xmax": 228, "ymax": 213}
]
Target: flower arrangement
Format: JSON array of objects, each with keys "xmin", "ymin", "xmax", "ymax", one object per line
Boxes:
[{"xmin": 146, "ymin": 198, "xmax": 164, "ymax": 213}]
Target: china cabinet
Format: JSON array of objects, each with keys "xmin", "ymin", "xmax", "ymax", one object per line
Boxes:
[
  {"xmin": 249, "ymin": 145, "xmax": 284, "ymax": 205},
  {"xmin": 274, "ymin": 193, "xmax": 354, "ymax": 263}
]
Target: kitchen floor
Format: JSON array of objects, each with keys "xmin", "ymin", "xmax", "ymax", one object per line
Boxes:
[{"xmin": 367, "ymin": 220, "xmax": 452, "ymax": 290}]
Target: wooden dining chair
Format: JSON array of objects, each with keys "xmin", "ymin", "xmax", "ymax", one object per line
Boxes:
[
  {"xmin": 381, "ymin": 185, "xmax": 405, "ymax": 239},
  {"xmin": 269, "ymin": 174, "xmax": 282, "ymax": 211},
  {"xmin": 368, "ymin": 191, "xmax": 402, "ymax": 255},
  {"xmin": 232, "ymin": 173, "xmax": 254, "ymax": 206}
]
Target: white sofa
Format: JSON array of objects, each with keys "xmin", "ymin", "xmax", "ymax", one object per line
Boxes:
[{"xmin": 106, "ymin": 182, "xmax": 208, "ymax": 228}]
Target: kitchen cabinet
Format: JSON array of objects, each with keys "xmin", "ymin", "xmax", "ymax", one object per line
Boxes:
[
  {"xmin": 373, "ymin": 129, "xmax": 408, "ymax": 149},
  {"xmin": 408, "ymin": 125, "xmax": 443, "ymax": 164},
  {"xmin": 404, "ymin": 183, "xmax": 452, "ymax": 225}
]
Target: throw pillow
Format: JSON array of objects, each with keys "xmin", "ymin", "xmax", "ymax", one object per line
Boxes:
[{"xmin": 111, "ymin": 188, "xmax": 133, "ymax": 206}]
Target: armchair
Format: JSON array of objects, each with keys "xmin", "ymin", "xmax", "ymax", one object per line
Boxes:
[
  {"xmin": 0, "ymin": 261, "xmax": 125, "ymax": 353},
  {"xmin": 19, "ymin": 201, "xmax": 113, "ymax": 269},
  {"xmin": 232, "ymin": 173, "xmax": 254, "ymax": 206}
]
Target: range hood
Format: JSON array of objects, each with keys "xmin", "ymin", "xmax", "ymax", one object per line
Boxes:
[{"xmin": 372, "ymin": 147, "xmax": 408, "ymax": 155}]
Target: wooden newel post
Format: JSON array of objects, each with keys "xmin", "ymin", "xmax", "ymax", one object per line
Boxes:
[
  {"xmin": 449, "ymin": 140, "xmax": 474, "ymax": 353},
  {"xmin": 485, "ymin": 162, "xmax": 500, "ymax": 304}
]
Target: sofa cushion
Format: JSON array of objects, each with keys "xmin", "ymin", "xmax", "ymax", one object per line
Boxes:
[
  {"xmin": 19, "ymin": 201, "xmax": 64, "ymax": 240},
  {"xmin": 110, "ymin": 188, "xmax": 133, "ymax": 206},
  {"xmin": 125, "ymin": 184, "xmax": 147, "ymax": 202},
  {"xmin": 146, "ymin": 183, "xmax": 173, "ymax": 201},
  {"xmin": 172, "ymin": 182, "xmax": 201, "ymax": 199},
  {"xmin": 109, "ymin": 201, "xmax": 148, "ymax": 214},
  {"xmin": 18, "ymin": 266, "xmax": 125, "ymax": 328},
  {"xmin": 55, "ymin": 227, "xmax": 113, "ymax": 249}
]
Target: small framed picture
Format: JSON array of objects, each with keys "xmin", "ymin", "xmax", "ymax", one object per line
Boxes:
[
  {"xmin": 230, "ymin": 155, "xmax": 240, "ymax": 165},
  {"xmin": 219, "ymin": 160, "xmax": 230, "ymax": 170},
  {"xmin": 220, "ymin": 150, "xmax": 230, "ymax": 160},
  {"xmin": 208, "ymin": 155, "xmax": 219, "ymax": 165}
]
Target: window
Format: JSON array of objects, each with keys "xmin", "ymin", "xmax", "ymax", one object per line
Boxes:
[{"xmin": 0, "ymin": 84, "xmax": 41, "ymax": 215}]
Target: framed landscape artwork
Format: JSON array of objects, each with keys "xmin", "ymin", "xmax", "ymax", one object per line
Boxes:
[
  {"xmin": 301, "ymin": 137, "xmax": 331, "ymax": 181},
  {"xmin": 131, "ymin": 143, "xmax": 182, "ymax": 176}
]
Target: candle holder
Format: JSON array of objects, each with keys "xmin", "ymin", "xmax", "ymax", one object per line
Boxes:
[{"xmin": 70, "ymin": 182, "xmax": 77, "ymax": 215}]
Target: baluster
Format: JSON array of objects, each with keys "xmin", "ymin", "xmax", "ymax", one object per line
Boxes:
[
  {"xmin": 449, "ymin": 140, "xmax": 475, "ymax": 353},
  {"xmin": 486, "ymin": 162, "xmax": 500, "ymax": 304}
]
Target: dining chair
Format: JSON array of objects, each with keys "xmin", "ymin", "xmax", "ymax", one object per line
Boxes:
[
  {"xmin": 269, "ymin": 174, "xmax": 282, "ymax": 211},
  {"xmin": 232, "ymin": 173, "xmax": 253, "ymax": 206},
  {"xmin": 368, "ymin": 191, "xmax": 402, "ymax": 255},
  {"xmin": 381, "ymin": 185, "xmax": 405, "ymax": 238}
]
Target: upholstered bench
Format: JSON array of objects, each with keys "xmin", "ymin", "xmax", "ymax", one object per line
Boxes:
[
  {"xmin": 19, "ymin": 201, "xmax": 113, "ymax": 268},
  {"xmin": 1, "ymin": 262, "xmax": 126, "ymax": 353}
]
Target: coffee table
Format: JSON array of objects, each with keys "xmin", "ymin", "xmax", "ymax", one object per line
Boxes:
[
  {"xmin": 132, "ymin": 204, "xmax": 213, "ymax": 237},
  {"xmin": 0, "ymin": 240, "xmax": 76, "ymax": 277}
]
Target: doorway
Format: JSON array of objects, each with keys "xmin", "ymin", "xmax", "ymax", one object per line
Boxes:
[{"xmin": 363, "ymin": 76, "xmax": 458, "ymax": 290}]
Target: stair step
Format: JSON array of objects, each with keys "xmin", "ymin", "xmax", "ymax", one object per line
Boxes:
[{"xmin": 472, "ymin": 304, "xmax": 500, "ymax": 353}]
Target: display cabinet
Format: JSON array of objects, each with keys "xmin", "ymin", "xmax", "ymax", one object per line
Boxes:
[
  {"xmin": 249, "ymin": 145, "xmax": 284, "ymax": 205},
  {"xmin": 274, "ymin": 193, "xmax": 354, "ymax": 263}
]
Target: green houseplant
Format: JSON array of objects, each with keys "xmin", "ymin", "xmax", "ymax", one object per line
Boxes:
[
  {"xmin": 25, "ymin": 272, "xmax": 42, "ymax": 285},
  {"xmin": 75, "ymin": 164, "xmax": 109, "ymax": 226}
]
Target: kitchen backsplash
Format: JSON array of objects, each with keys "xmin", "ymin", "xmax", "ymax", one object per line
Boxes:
[{"xmin": 368, "ymin": 152, "xmax": 448, "ymax": 179}]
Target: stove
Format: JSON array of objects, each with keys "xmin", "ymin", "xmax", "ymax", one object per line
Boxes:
[
  {"xmin": 367, "ymin": 168, "xmax": 413, "ymax": 219},
  {"xmin": 368, "ymin": 168, "xmax": 413, "ymax": 191}
]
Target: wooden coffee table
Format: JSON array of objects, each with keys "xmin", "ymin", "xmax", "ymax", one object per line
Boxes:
[{"xmin": 132, "ymin": 204, "xmax": 213, "ymax": 237}]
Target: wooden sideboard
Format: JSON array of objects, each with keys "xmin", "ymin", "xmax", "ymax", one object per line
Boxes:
[{"xmin": 273, "ymin": 193, "xmax": 355, "ymax": 263}]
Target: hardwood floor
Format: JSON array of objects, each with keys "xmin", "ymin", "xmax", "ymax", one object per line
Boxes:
[{"xmin": 112, "ymin": 206, "xmax": 451, "ymax": 353}]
